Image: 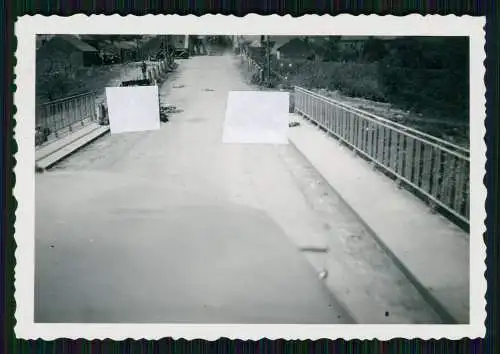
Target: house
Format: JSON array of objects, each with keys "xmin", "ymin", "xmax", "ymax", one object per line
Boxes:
[
  {"xmin": 77, "ymin": 35, "xmax": 104, "ymax": 49},
  {"xmin": 275, "ymin": 37, "xmax": 314, "ymax": 60},
  {"xmin": 268, "ymin": 36, "xmax": 298, "ymax": 56},
  {"xmin": 139, "ymin": 35, "xmax": 186, "ymax": 59},
  {"xmin": 36, "ymin": 35, "xmax": 100, "ymax": 73},
  {"xmin": 170, "ymin": 35, "xmax": 188, "ymax": 50},
  {"xmin": 114, "ymin": 41, "xmax": 138, "ymax": 62}
]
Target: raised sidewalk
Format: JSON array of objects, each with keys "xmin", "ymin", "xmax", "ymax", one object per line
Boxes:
[
  {"xmin": 36, "ymin": 123, "xmax": 110, "ymax": 170},
  {"xmin": 288, "ymin": 114, "xmax": 470, "ymax": 324}
]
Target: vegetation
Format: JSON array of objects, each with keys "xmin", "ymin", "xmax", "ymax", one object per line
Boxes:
[
  {"xmin": 36, "ymin": 35, "xmax": 176, "ymax": 103},
  {"xmin": 249, "ymin": 36, "xmax": 469, "ymax": 124},
  {"xmin": 36, "ymin": 49, "xmax": 86, "ymax": 101},
  {"xmin": 378, "ymin": 37, "xmax": 468, "ymax": 122}
]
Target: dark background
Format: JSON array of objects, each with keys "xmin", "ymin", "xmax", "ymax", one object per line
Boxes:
[{"xmin": 1, "ymin": 1, "xmax": 497, "ymax": 353}]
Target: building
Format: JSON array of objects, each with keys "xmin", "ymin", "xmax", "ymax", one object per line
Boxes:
[
  {"xmin": 275, "ymin": 37, "xmax": 315, "ymax": 60},
  {"xmin": 36, "ymin": 35, "xmax": 100, "ymax": 71},
  {"xmin": 268, "ymin": 36, "xmax": 298, "ymax": 57},
  {"xmin": 113, "ymin": 41, "xmax": 138, "ymax": 62}
]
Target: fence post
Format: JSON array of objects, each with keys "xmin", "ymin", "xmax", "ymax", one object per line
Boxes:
[
  {"xmin": 78, "ymin": 97, "xmax": 84, "ymax": 126},
  {"xmin": 73, "ymin": 98, "xmax": 80, "ymax": 127},
  {"xmin": 63, "ymin": 101, "xmax": 72, "ymax": 133},
  {"xmin": 52, "ymin": 105, "xmax": 58, "ymax": 138},
  {"xmin": 91, "ymin": 92, "xmax": 97, "ymax": 121},
  {"xmin": 35, "ymin": 103, "xmax": 42, "ymax": 130}
]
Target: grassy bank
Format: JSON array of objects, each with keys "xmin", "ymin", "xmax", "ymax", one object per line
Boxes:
[
  {"xmin": 263, "ymin": 59, "xmax": 469, "ymax": 148},
  {"xmin": 275, "ymin": 60, "xmax": 386, "ymax": 102}
]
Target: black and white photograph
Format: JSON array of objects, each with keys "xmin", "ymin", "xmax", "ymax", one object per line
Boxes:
[{"xmin": 14, "ymin": 15, "xmax": 485, "ymax": 340}]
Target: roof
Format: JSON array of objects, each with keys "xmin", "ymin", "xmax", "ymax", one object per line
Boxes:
[
  {"xmin": 277, "ymin": 38, "xmax": 312, "ymax": 54},
  {"xmin": 340, "ymin": 36, "xmax": 397, "ymax": 41},
  {"xmin": 78, "ymin": 35, "xmax": 100, "ymax": 41},
  {"xmin": 240, "ymin": 35, "xmax": 261, "ymax": 43},
  {"xmin": 114, "ymin": 41, "xmax": 136, "ymax": 50},
  {"xmin": 269, "ymin": 36, "xmax": 297, "ymax": 52},
  {"xmin": 339, "ymin": 36, "xmax": 370, "ymax": 41},
  {"xmin": 98, "ymin": 42, "xmax": 120, "ymax": 55},
  {"xmin": 59, "ymin": 35, "xmax": 98, "ymax": 52}
]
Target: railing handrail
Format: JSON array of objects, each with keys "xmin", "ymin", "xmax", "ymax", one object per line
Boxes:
[
  {"xmin": 294, "ymin": 87, "xmax": 470, "ymax": 226},
  {"xmin": 37, "ymin": 91, "xmax": 96, "ymax": 107},
  {"xmin": 296, "ymin": 88, "xmax": 469, "ymax": 162},
  {"xmin": 295, "ymin": 86, "xmax": 470, "ymax": 156}
]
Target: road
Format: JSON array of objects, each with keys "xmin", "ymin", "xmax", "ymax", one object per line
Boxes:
[{"xmin": 35, "ymin": 54, "xmax": 442, "ymax": 324}]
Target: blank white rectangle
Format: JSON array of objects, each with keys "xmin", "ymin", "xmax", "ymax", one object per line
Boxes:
[
  {"xmin": 222, "ymin": 91, "xmax": 289, "ymax": 144},
  {"xmin": 106, "ymin": 86, "xmax": 161, "ymax": 134}
]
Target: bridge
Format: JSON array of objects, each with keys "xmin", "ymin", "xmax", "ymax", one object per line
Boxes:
[{"xmin": 34, "ymin": 52, "xmax": 469, "ymax": 325}]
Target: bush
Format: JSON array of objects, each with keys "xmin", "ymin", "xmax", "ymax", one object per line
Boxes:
[
  {"xmin": 379, "ymin": 37, "xmax": 469, "ymax": 121},
  {"xmin": 245, "ymin": 37, "xmax": 469, "ymax": 124},
  {"xmin": 380, "ymin": 63, "xmax": 468, "ymax": 121},
  {"xmin": 281, "ymin": 61, "xmax": 386, "ymax": 102}
]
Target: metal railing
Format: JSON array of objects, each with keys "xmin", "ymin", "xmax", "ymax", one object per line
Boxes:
[
  {"xmin": 239, "ymin": 48, "xmax": 285, "ymax": 85},
  {"xmin": 147, "ymin": 59, "xmax": 170, "ymax": 83},
  {"xmin": 239, "ymin": 49, "xmax": 264, "ymax": 82},
  {"xmin": 36, "ymin": 91, "xmax": 97, "ymax": 137},
  {"xmin": 294, "ymin": 86, "xmax": 470, "ymax": 226}
]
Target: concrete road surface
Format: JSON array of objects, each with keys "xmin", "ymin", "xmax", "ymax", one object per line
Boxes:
[{"xmin": 36, "ymin": 54, "xmax": 442, "ymax": 324}]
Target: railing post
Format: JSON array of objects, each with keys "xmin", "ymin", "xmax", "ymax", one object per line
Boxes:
[
  {"xmin": 78, "ymin": 96, "xmax": 84, "ymax": 125},
  {"xmin": 91, "ymin": 92, "xmax": 97, "ymax": 121},
  {"xmin": 73, "ymin": 98, "xmax": 78, "ymax": 127},
  {"xmin": 67, "ymin": 101, "xmax": 73, "ymax": 132}
]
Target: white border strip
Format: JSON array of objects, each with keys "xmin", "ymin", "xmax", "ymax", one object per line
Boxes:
[{"xmin": 14, "ymin": 14, "xmax": 486, "ymax": 340}]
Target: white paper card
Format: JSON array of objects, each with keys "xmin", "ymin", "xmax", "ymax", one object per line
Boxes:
[
  {"xmin": 106, "ymin": 86, "xmax": 161, "ymax": 134},
  {"xmin": 222, "ymin": 91, "xmax": 289, "ymax": 144}
]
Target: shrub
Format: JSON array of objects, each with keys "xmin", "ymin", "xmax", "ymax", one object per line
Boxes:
[{"xmin": 280, "ymin": 61, "xmax": 386, "ymax": 102}]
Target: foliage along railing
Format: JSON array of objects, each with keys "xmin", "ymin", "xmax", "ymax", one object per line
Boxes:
[
  {"xmin": 239, "ymin": 45, "xmax": 285, "ymax": 85},
  {"xmin": 294, "ymin": 86, "xmax": 470, "ymax": 226},
  {"xmin": 36, "ymin": 59, "xmax": 171, "ymax": 142},
  {"xmin": 36, "ymin": 91, "xmax": 97, "ymax": 137}
]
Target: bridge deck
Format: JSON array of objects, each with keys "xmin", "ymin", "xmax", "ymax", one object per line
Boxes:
[
  {"xmin": 289, "ymin": 116, "xmax": 469, "ymax": 323},
  {"xmin": 35, "ymin": 54, "xmax": 461, "ymax": 324}
]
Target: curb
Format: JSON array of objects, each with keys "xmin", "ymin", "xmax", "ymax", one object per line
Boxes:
[
  {"xmin": 36, "ymin": 126, "xmax": 110, "ymax": 170},
  {"xmin": 287, "ymin": 128, "xmax": 459, "ymax": 325}
]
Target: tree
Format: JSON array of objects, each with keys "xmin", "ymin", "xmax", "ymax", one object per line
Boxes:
[
  {"xmin": 362, "ymin": 37, "xmax": 387, "ymax": 62},
  {"xmin": 308, "ymin": 36, "xmax": 340, "ymax": 61},
  {"xmin": 379, "ymin": 37, "xmax": 469, "ymax": 120},
  {"xmin": 36, "ymin": 50, "xmax": 80, "ymax": 101}
]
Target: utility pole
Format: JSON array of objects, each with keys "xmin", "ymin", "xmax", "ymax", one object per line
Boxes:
[
  {"xmin": 163, "ymin": 35, "xmax": 166, "ymax": 61},
  {"xmin": 266, "ymin": 35, "xmax": 271, "ymax": 87},
  {"xmin": 136, "ymin": 38, "xmax": 140, "ymax": 61}
]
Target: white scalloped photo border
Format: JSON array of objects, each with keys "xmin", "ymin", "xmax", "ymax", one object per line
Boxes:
[{"xmin": 13, "ymin": 14, "xmax": 487, "ymax": 340}]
